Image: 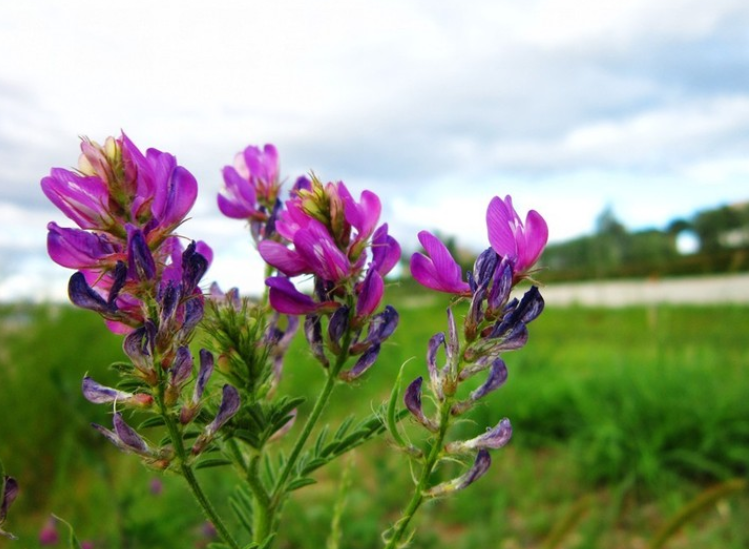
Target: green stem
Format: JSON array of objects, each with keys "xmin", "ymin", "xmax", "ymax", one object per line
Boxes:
[
  {"xmin": 384, "ymin": 400, "xmax": 452, "ymax": 549},
  {"xmin": 271, "ymin": 369, "xmax": 338, "ymax": 503},
  {"xmin": 248, "ymin": 454, "xmax": 272, "ymax": 543},
  {"xmin": 160, "ymin": 397, "xmax": 242, "ymax": 549}
]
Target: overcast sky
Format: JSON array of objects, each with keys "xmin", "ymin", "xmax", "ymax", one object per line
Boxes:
[{"xmin": 1, "ymin": 0, "xmax": 748, "ymax": 300}]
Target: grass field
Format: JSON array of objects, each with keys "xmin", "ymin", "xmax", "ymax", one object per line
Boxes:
[{"xmin": 1, "ymin": 285, "xmax": 748, "ymax": 548}]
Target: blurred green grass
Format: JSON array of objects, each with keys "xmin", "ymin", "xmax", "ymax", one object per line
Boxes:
[{"xmin": 1, "ymin": 286, "xmax": 748, "ymax": 548}]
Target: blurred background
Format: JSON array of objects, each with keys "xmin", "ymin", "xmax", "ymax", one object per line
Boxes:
[{"xmin": 1, "ymin": 1, "xmax": 748, "ymax": 547}]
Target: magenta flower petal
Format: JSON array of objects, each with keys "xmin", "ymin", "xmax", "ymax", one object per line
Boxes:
[
  {"xmin": 341, "ymin": 185, "xmax": 381, "ymax": 241},
  {"xmin": 154, "ymin": 165, "xmax": 198, "ymax": 230},
  {"xmin": 294, "ymin": 221, "xmax": 350, "ymax": 282},
  {"xmin": 47, "ymin": 222, "xmax": 117, "ymax": 269},
  {"xmin": 258, "ymin": 241, "xmax": 309, "ymax": 277},
  {"xmin": 355, "ymin": 267, "xmax": 384, "ymax": 318},
  {"xmin": 218, "ymin": 166, "xmax": 259, "ymax": 219},
  {"xmin": 371, "ymin": 224, "xmax": 401, "ymax": 276},
  {"xmin": 487, "ymin": 195, "xmax": 548, "ymax": 275},
  {"xmin": 266, "ymin": 277, "xmax": 323, "ymax": 315},
  {"xmin": 41, "ymin": 169, "xmax": 110, "ymax": 229},
  {"xmin": 242, "ymin": 144, "xmax": 279, "ymax": 185},
  {"xmin": 410, "ymin": 231, "xmax": 470, "ymax": 294}
]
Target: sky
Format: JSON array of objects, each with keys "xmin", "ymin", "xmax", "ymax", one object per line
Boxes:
[{"xmin": 1, "ymin": 0, "xmax": 748, "ymax": 300}]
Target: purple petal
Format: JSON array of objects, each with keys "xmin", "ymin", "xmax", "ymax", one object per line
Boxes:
[
  {"xmin": 82, "ymin": 376, "xmax": 131, "ymax": 404},
  {"xmin": 457, "ymin": 449, "xmax": 493, "ymax": 489},
  {"xmin": 517, "ymin": 210, "xmax": 548, "ymax": 272},
  {"xmin": 218, "ymin": 166, "xmax": 258, "ymax": 219},
  {"xmin": 469, "ymin": 358, "xmax": 508, "ymax": 402},
  {"xmin": 410, "ymin": 231, "xmax": 470, "ymax": 294},
  {"xmin": 126, "ymin": 228, "xmax": 155, "ymax": 282},
  {"xmin": 206, "ymin": 384, "xmax": 241, "ymax": 435},
  {"xmin": 294, "ymin": 221, "xmax": 350, "ymax": 282},
  {"xmin": 171, "ymin": 347, "xmax": 193, "ymax": 387},
  {"xmin": 305, "ymin": 314, "xmax": 329, "ymax": 367},
  {"xmin": 371, "ymin": 224, "xmax": 401, "ymax": 276},
  {"xmin": 1, "ymin": 476, "xmax": 19, "ymax": 523},
  {"xmin": 113, "ymin": 413, "xmax": 148, "ymax": 453},
  {"xmin": 340, "ymin": 343, "xmax": 380, "ymax": 381},
  {"xmin": 356, "ymin": 267, "xmax": 383, "ymax": 318},
  {"xmin": 153, "ymin": 163, "xmax": 197, "ymax": 230},
  {"xmin": 68, "ymin": 272, "xmax": 111, "ymax": 314},
  {"xmin": 41, "ymin": 169, "xmax": 110, "ymax": 229},
  {"xmin": 486, "ymin": 196, "xmax": 519, "ymax": 260},
  {"xmin": 258, "ymin": 241, "xmax": 309, "ymax": 277},
  {"xmin": 194, "ymin": 349, "xmax": 214, "ymax": 403},
  {"xmin": 266, "ymin": 276, "xmax": 326, "ymax": 315},
  {"xmin": 327, "ymin": 305, "xmax": 350, "ymax": 354},
  {"xmin": 46, "ymin": 222, "xmax": 117, "ymax": 269}
]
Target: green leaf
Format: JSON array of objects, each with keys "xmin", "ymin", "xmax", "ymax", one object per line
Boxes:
[
  {"xmin": 258, "ymin": 534, "xmax": 276, "ymax": 549},
  {"xmin": 314, "ymin": 425, "xmax": 330, "ymax": 456},
  {"xmin": 387, "ymin": 362, "xmax": 410, "ymax": 448},
  {"xmin": 300, "ymin": 457, "xmax": 329, "ymax": 476},
  {"xmin": 207, "ymin": 544, "xmax": 232, "ymax": 549},
  {"xmin": 194, "ymin": 458, "xmax": 233, "ymax": 470},
  {"xmin": 138, "ymin": 416, "xmax": 166, "ymax": 429},
  {"xmin": 333, "ymin": 416, "xmax": 355, "ymax": 441},
  {"xmin": 287, "ymin": 477, "xmax": 317, "ymax": 492}
]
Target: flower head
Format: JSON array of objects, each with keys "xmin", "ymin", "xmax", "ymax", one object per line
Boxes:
[
  {"xmin": 487, "ymin": 195, "xmax": 548, "ymax": 279},
  {"xmin": 410, "ymin": 231, "xmax": 471, "ymax": 295}
]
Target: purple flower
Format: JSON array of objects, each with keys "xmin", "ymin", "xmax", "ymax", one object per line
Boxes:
[
  {"xmin": 0, "ymin": 476, "xmax": 19, "ymax": 540},
  {"xmin": 446, "ymin": 418, "xmax": 512, "ymax": 454},
  {"xmin": 82, "ymin": 376, "xmax": 153, "ymax": 408},
  {"xmin": 92, "ymin": 413, "xmax": 151, "ymax": 456},
  {"xmin": 265, "ymin": 277, "xmax": 338, "ymax": 315},
  {"xmin": 410, "ymin": 231, "xmax": 471, "ymax": 295},
  {"xmin": 41, "ymin": 169, "xmax": 112, "ymax": 230},
  {"xmin": 486, "ymin": 195, "xmax": 548, "ymax": 279},
  {"xmin": 404, "ymin": 377, "xmax": 437, "ymax": 431},
  {"xmin": 425, "ymin": 449, "xmax": 492, "ymax": 497},
  {"xmin": 192, "ymin": 384, "xmax": 241, "ymax": 454}
]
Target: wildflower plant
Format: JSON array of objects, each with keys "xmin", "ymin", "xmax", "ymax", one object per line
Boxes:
[{"xmin": 31, "ymin": 133, "xmax": 548, "ymax": 548}]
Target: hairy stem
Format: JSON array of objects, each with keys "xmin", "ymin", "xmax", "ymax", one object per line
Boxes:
[
  {"xmin": 384, "ymin": 399, "xmax": 452, "ymax": 549},
  {"xmin": 159, "ymin": 394, "xmax": 241, "ymax": 549}
]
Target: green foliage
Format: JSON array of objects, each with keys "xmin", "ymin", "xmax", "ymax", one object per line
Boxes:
[{"xmin": 2, "ymin": 299, "xmax": 748, "ymax": 547}]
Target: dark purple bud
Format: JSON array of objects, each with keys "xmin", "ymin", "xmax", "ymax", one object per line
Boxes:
[
  {"xmin": 181, "ymin": 242, "xmax": 209, "ymax": 294},
  {"xmin": 367, "ymin": 304, "xmax": 398, "ymax": 345},
  {"xmin": 465, "ymin": 286, "xmax": 486, "ymax": 342},
  {"xmin": 458, "ymin": 449, "xmax": 492, "ymax": 489},
  {"xmin": 68, "ymin": 272, "xmax": 111, "ymax": 314},
  {"xmin": 427, "ymin": 332, "xmax": 445, "ymax": 384},
  {"xmin": 170, "ymin": 346, "xmax": 193, "ymax": 387},
  {"xmin": 123, "ymin": 323, "xmax": 157, "ymax": 377},
  {"xmin": 487, "ymin": 258, "xmax": 513, "ymax": 315},
  {"xmin": 305, "ymin": 315, "xmax": 329, "ymax": 367},
  {"xmin": 264, "ymin": 198, "xmax": 282, "ymax": 239},
  {"xmin": 205, "ymin": 384, "xmax": 241, "ymax": 437},
  {"xmin": 113, "ymin": 413, "xmax": 149, "ymax": 453},
  {"xmin": 291, "ymin": 175, "xmax": 311, "ymax": 194},
  {"xmin": 473, "ymin": 248, "xmax": 498, "ymax": 291},
  {"xmin": 181, "ymin": 296, "xmax": 205, "ymax": 337},
  {"xmin": 425, "ymin": 449, "xmax": 492, "ymax": 497},
  {"xmin": 159, "ymin": 281, "xmax": 181, "ymax": 325},
  {"xmin": 108, "ymin": 261, "xmax": 128, "ymax": 306},
  {"xmin": 404, "ymin": 377, "xmax": 438, "ymax": 431},
  {"xmin": 447, "ymin": 418, "xmax": 513, "ymax": 453},
  {"xmin": 470, "ymin": 358, "xmax": 508, "ymax": 401},
  {"xmin": 1, "ymin": 476, "xmax": 19, "ymax": 538},
  {"xmin": 127, "ymin": 228, "xmax": 156, "ymax": 282},
  {"xmin": 327, "ymin": 305, "xmax": 350, "ymax": 354},
  {"xmin": 355, "ymin": 267, "xmax": 384, "ymax": 318},
  {"xmin": 193, "ymin": 349, "xmax": 214, "ymax": 403},
  {"xmin": 340, "ymin": 343, "xmax": 380, "ymax": 381}
]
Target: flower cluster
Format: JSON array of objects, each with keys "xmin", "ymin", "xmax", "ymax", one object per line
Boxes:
[
  {"xmin": 42, "ymin": 134, "xmax": 240, "ymax": 468},
  {"xmin": 402, "ymin": 195, "xmax": 547, "ymax": 495},
  {"xmin": 218, "ymin": 148, "xmax": 401, "ymax": 381},
  {"xmin": 42, "ymin": 133, "xmax": 212, "ymax": 334}
]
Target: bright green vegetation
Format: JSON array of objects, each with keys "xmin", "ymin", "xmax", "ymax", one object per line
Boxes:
[{"xmin": 1, "ymin": 291, "xmax": 748, "ymax": 548}]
